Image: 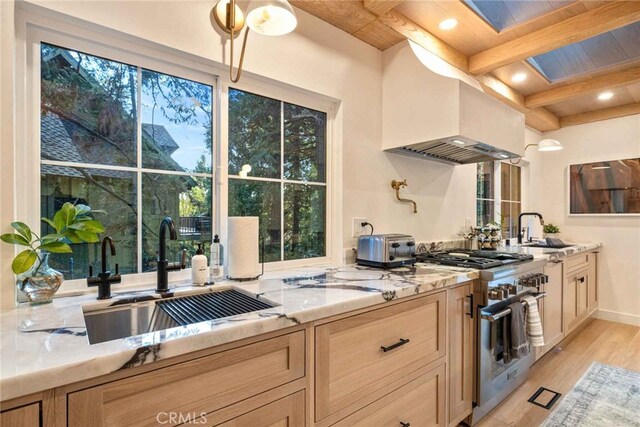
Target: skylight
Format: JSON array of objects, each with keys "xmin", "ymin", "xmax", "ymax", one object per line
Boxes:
[
  {"xmin": 528, "ymin": 21, "xmax": 640, "ymax": 82},
  {"xmin": 463, "ymin": 0, "xmax": 572, "ymax": 32}
]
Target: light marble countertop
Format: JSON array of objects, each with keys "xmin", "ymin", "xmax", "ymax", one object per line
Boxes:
[{"xmin": 0, "ymin": 241, "xmax": 601, "ymax": 401}]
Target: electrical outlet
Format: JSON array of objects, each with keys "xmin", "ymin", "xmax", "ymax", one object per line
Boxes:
[{"xmin": 352, "ymin": 217, "xmax": 367, "ymax": 238}]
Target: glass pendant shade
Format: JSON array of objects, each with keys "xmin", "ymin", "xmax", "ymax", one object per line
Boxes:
[{"xmin": 246, "ymin": 0, "xmax": 297, "ymax": 36}]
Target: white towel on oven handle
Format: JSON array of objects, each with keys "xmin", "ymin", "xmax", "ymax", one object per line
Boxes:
[{"xmin": 522, "ymin": 294, "xmax": 545, "ymax": 347}]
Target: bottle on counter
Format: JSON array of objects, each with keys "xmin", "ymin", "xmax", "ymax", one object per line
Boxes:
[
  {"xmin": 191, "ymin": 243, "xmax": 208, "ymax": 286},
  {"xmin": 210, "ymin": 234, "xmax": 224, "ymax": 282}
]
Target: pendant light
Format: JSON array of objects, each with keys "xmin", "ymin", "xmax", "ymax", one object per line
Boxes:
[
  {"xmin": 511, "ymin": 139, "xmax": 563, "ymax": 164},
  {"xmin": 212, "ymin": 0, "xmax": 297, "ymax": 83}
]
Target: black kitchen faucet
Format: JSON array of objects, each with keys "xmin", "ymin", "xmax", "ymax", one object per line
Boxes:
[
  {"xmin": 517, "ymin": 212, "xmax": 545, "ymax": 244},
  {"xmin": 156, "ymin": 216, "xmax": 186, "ymax": 293},
  {"xmin": 87, "ymin": 236, "xmax": 121, "ymax": 299}
]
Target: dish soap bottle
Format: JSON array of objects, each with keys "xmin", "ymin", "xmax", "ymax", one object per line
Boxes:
[
  {"xmin": 210, "ymin": 234, "xmax": 224, "ymax": 282},
  {"xmin": 191, "ymin": 243, "xmax": 208, "ymax": 286}
]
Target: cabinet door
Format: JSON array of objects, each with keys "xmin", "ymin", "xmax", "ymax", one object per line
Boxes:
[
  {"xmin": 332, "ymin": 364, "xmax": 446, "ymax": 427},
  {"xmin": 539, "ymin": 261, "xmax": 564, "ymax": 357},
  {"xmin": 448, "ymin": 283, "xmax": 473, "ymax": 426},
  {"xmin": 216, "ymin": 391, "xmax": 304, "ymax": 427},
  {"xmin": 587, "ymin": 252, "xmax": 598, "ymax": 313},
  {"xmin": 0, "ymin": 403, "xmax": 40, "ymax": 427},
  {"xmin": 564, "ymin": 268, "xmax": 588, "ymax": 334}
]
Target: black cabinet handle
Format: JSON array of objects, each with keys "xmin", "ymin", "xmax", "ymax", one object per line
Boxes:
[
  {"xmin": 400, "ymin": 422, "xmax": 410, "ymax": 427},
  {"xmin": 578, "ymin": 276, "xmax": 585, "ymax": 284},
  {"xmin": 466, "ymin": 294, "xmax": 474, "ymax": 318},
  {"xmin": 381, "ymin": 338, "xmax": 410, "ymax": 352}
]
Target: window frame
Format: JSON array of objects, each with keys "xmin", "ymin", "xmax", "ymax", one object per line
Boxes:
[
  {"xmin": 476, "ymin": 161, "xmax": 523, "ymax": 239},
  {"xmin": 17, "ymin": 11, "xmax": 342, "ymax": 297},
  {"xmin": 22, "ymin": 22, "xmax": 218, "ymax": 295},
  {"xmin": 219, "ymin": 80, "xmax": 338, "ymax": 271}
]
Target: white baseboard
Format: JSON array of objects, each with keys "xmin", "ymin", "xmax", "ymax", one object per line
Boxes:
[{"xmin": 594, "ymin": 309, "xmax": 640, "ymax": 327}]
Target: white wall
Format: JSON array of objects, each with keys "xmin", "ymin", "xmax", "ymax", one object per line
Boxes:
[{"xmin": 535, "ymin": 115, "xmax": 640, "ymax": 325}]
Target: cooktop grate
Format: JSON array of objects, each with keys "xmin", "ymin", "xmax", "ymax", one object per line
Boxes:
[{"xmin": 153, "ymin": 289, "xmax": 274, "ymax": 327}]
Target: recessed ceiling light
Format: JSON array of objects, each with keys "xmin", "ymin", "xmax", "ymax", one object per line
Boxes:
[
  {"xmin": 439, "ymin": 18, "xmax": 458, "ymax": 30},
  {"xmin": 512, "ymin": 72, "xmax": 527, "ymax": 83},
  {"xmin": 598, "ymin": 91, "xmax": 614, "ymax": 101},
  {"xmin": 452, "ymin": 139, "xmax": 466, "ymax": 145},
  {"xmin": 498, "ymin": 154, "xmax": 509, "ymax": 158}
]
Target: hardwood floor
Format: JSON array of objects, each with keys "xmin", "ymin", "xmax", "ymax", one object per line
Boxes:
[{"xmin": 476, "ymin": 319, "xmax": 640, "ymax": 427}]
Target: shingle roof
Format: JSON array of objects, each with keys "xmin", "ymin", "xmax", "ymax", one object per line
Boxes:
[{"xmin": 141, "ymin": 123, "xmax": 180, "ymax": 155}]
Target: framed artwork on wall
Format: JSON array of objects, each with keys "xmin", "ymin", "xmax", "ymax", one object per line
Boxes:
[{"xmin": 568, "ymin": 158, "xmax": 640, "ymax": 215}]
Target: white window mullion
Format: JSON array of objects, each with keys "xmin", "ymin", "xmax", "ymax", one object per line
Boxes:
[
  {"xmin": 136, "ymin": 66, "xmax": 143, "ymax": 274},
  {"xmin": 280, "ymin": 101, "xmax": 285, "ymax": 262}
]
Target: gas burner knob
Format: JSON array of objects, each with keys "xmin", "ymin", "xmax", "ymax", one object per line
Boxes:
[
  {"xmin": 389, "ymin": 255, "xmax": 395, "ymax": 261},
  {"xmin": 488, "ymin": 289, "xmax": 505, "ymax": 300}
]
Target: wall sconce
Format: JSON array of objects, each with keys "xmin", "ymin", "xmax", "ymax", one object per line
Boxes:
[
  {"xmin": 212, "ymin": 0, "xmax": 297, "ymax": 83},
  {"xmin": 525, "ymin": 138, "xmax": 563, "ymax": 152}
]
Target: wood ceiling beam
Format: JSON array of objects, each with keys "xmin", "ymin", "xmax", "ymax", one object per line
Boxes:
[
  {"xmin": 363, "ymin": 0, "xmax": 404, "ymax": 17},
  {"xmin": 469, "ymin": 1, "xmax": 640, "ymax": 75},
  {"xmin": 526, "ymin": 67, "xmax": 640, "ymax": 109},
  {"xmin": 560, "ymin": 102, "xmax": 640, "ymax": 128},
  {"xmin": 378, "ymin": 10, "xmax": 469, "ymax": 72}
]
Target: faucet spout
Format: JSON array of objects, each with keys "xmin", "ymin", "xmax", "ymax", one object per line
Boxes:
[
  {"xmin": 517, "ymin": 212, "xmax": 545, "ymax": 244},
  {"xmin": 157, "ymin": 217, "xmax": 184, "ymax": 293},
  {"xmin": 391, "ymin": 179, "xmax": 418, "ymax": 214}
]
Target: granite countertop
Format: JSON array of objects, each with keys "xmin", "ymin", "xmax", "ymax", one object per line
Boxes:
[
  {"xmin": 0, "ymin": 264, "xmax": 478, "ymax": 401},
  {"xmin": 0, "ymin": 242, "xmax": 601, "ymax": 401}
]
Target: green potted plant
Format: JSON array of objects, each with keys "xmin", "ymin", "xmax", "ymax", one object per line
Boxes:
[
  {"xmin": 543, "ymin": 223, "xmax": 561, "ymax": 238},
  {"xmin": 1, "ymin": 202, "xmax": 105, "ymax": 304}
]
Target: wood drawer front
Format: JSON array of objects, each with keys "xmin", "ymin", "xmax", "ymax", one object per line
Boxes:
[
  {"xmin": 315, "ymin": 292, "xmax": 446, "ymax": 421},
  {"xmin": 68, "ymin": 332, "xmax": 305, "ymax": 427},
  {"xmin": 1, "ymin": 403, "xmax": 40, "ymax": 427},
  {"xmin": 332, "ymin": 363, "xmax": 446, "ymax": 427},
  {"xmin": 565, "ymin": 253, "xmax": 588, "ymax": 274},
  {"xmin": 216, "ymin": 391, "xmax": 305, "ymax": 427}
]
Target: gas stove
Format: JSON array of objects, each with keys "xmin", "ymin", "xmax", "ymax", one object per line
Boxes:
[{"xmin": 415, "ymin": 249, "xmax": 534, "ymax": 270}]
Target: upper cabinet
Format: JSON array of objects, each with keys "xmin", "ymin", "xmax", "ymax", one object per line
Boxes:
[{"xmin": 382, "ymin": 42, "xmax": 525, "ymax": 165}]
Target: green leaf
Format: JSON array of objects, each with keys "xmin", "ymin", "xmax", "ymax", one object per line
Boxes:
[
  {"xmin": 41, "ymin": 233, "xmax": 64, "ymax": 242},
  {"xmin": 74, "ymin": 230, "xmax": 99, "ymax": 243},
  {"xmin": 38, "ymin": 242, "xmax": 73, "ymax": 253},
  {"xmin": 62, "ymin": 230, "xmax": 82, "ymax": 244},
  {"xmin": 12, "ymin": 250, "xmax": 37, "ymax": 275},
  {"xmin": 1, "ymin": 233, "xmax": 31, "ymax": 246},
  {"xmin": 90, "ymin": 209, "xmax": 106, "ymax": 214},
  {"xmin": 11, "ymin": 222, "xmax": 32, "ymax": 242},
  {"xmin": 54, "ymin": 202, "xmax": 76, "ymax": 231},
  {"xmin": 41, "ymin": 217, "xmax": 57, "ymax": 231},
  {"xmin": 74, "ymin": 204, "xmax": 91, "ymax": 216},
  {"xmin": 68, "ymin": 220, "xmax": 105, "ymax": 233}
]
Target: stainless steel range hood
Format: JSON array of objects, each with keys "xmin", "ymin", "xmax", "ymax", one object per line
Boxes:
[{"xmin": 382, "ymin": 41, "xmax": 525, "ymax": 165}]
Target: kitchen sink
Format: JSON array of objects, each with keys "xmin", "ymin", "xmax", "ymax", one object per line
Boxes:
[
  {"xmin": 522, "ymin": 243, "xmax": 574, "ymax": 249},
  {"xmin": 83, "ymin": 288, "xmax": 275, "ymax": 344}
]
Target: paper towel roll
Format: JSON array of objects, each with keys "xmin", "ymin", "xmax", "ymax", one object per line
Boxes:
[{"xmin": 227, "ymin": 216, "xmax": 260, "ymax": 280}]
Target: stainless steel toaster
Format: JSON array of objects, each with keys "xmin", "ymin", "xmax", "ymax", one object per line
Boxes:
[{"xmin": 356, "ymin": 234, "xmax": 417, "ymax": 268}]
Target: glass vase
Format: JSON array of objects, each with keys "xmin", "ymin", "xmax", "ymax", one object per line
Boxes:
[{"xmin": 16, "ymin": 252, "xmax": 64, "ymax": 304}]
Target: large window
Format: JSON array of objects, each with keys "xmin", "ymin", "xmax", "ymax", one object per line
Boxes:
[
  {"xmin": 40, "ymin": 43, "xmax": 214, "ymax": 278},
  {"xmin": 476, "ymin": 162, "xmax": 521, "ymax": 238},
  {"xmin": 228, "ymin": 89, "xmax": 327, "ymax": 262}
]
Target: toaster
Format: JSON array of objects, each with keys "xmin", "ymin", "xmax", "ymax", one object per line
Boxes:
[{"xmin": 356, "ymin": 234, "xmax": 417, "ymax": 268}]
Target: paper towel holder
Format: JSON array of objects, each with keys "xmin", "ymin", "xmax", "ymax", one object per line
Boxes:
[{"xmin": 227, "ymin": 235, "xmax": 265, "ymax": 281}]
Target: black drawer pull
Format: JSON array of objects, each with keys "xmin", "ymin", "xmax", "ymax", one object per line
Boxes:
[
  {"xmin": 578, "ymin": 276, "xmax": 585, "ymax": 283},
  {"xmin": 381, "ymin": 338, "xmax": 410, "ymax": 352},
  {"xmin": 466, "ymin": 294, "xmax": 474, "ymax": 318},
  {"xmin": 400, "ymin": 422, "xmax": 411, "ymax": 427}
]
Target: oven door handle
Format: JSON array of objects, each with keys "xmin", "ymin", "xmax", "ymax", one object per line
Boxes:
[{"xmin": 480, "ymin": 292, "xmax": 547, "ymax": 323}]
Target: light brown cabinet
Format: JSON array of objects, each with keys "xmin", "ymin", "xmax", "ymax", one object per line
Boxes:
[
  {"xmin": 315, "ymin": 291, "xmax": 446, "ymax": 422},
  {"xmin": 0, "ymin": 403, "xmax": 40, "ymax": 427},
  {"xmin": 587, "ymin": 251, "xmax": 599, "ymax": 313},
  {"xmin": 536, "ymin": 260, "xmax": 564, "ymax": 359},
  {"xmin": 216, "ymin": 391, "xmax": 305, "ymax": 427},
  {"xmin": 447, "ymin": 283, "xmax": 474, "ymax": 426},
  {"xmin": 68, "ymin": 332, "xmax": 305, "ymax": 426},
  {"xmin": 332, "ymin": 364, "xmax": 446, "ymax": 427},
  {"xmin": 564, "ymin": 266, "xmax": 589, "ymax": 335}
]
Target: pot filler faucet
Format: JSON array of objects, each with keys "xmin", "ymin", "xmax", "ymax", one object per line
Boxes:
[
  {"xmin": 156, "ymin": 216, "xmax": 186, "ymax": 293},
  {"xmin": 517, "ymin": 212, "xmax": 544, "ymax": 244}
]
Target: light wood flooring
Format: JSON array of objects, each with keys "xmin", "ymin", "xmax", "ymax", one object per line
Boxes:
[{"xmin": 476, "ymin": 319, "xmax": 640, "ymax": 427}]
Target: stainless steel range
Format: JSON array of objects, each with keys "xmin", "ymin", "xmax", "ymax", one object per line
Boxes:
[{"xmin": 417, "ymin": 249, "xmax": 548, "ymax": 424}]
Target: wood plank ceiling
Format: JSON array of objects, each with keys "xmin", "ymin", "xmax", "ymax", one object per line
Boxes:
[{"xmin": 290, "ymin": 0, "xmax": 640, "ymax": 131}]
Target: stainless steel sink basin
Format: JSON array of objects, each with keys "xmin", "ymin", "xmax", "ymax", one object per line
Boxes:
[
  {"xmin": 83, "ymin": 288, "xmax": 275, "ymax": 344},
  {"xmin": 522, "ymin": 244, "xmax": 574, "ymax": 249}
]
